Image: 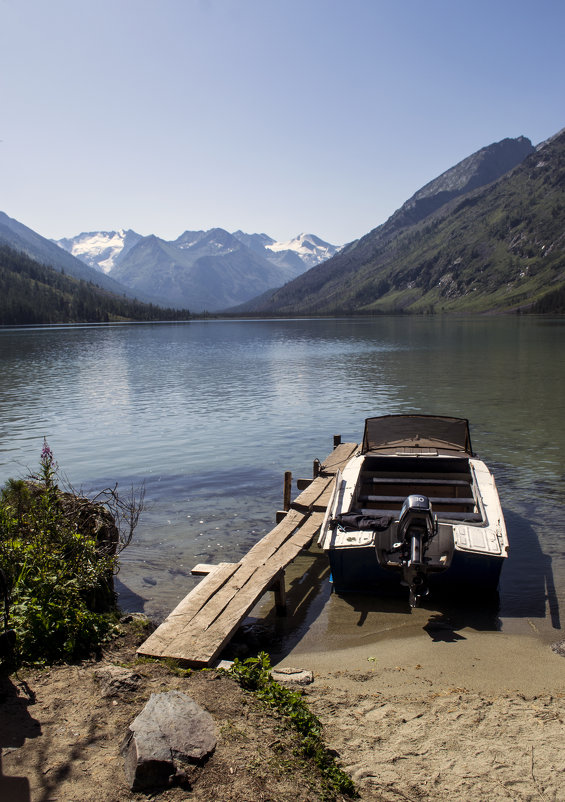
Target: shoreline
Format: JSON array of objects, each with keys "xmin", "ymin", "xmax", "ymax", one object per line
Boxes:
[{"xmin": 276, "ymin": 625, "xmax": 565, "ymax": 696}]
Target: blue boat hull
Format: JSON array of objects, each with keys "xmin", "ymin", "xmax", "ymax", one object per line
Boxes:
[{"xmin": 328, "ymin": 545, "xmax": 505, "ymax": 595}]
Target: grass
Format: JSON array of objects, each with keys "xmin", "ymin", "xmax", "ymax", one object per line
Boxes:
[{"xmin": 227, "ymin": 651, "xmax": 358, "ymax": 801}]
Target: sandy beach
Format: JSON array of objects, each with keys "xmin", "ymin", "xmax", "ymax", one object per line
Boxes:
[{"xmin": 272, "ymin": 588, "xmax": 565, "ymax": 801}]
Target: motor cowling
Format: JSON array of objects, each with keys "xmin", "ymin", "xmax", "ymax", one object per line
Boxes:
[
  {"xmin": 398, "ymin": 495, "xmax": 436, "ymax": 547},
  {"xmin": 396, "ymin": 495, "xmax": 438, "ymax": 608}
]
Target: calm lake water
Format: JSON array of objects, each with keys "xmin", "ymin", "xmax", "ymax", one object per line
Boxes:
[{"xmin": 1, "ymin": 317, "xmax": 564, "ymax": 649}]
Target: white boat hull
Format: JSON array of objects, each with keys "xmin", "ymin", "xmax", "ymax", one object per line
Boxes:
[{"xmin": 318, "ymin": 416, "xmax": 508, "ymax": 601}]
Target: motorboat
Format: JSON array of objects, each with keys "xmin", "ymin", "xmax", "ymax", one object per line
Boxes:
[{"xmin": 318, "ymin": 415, "xmax": 508, "ymax": 607}]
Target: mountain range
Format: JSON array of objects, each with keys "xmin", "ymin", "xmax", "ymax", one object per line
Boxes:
[
  {"xmin": 55, "ymin": 229, "xmax": 341, "ymax": 312},
  {"xmin": 234, "ymin": 132, "xmax": 565, "ymax": 315},
  {"xmin": 2, "ymin": 125, "xmax": 565, "ymax": 319}
]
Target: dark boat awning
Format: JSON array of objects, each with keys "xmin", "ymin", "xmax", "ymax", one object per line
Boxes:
[{"xmin": 362, "ymin": 415, "xmax": 473, "ymax": 456}]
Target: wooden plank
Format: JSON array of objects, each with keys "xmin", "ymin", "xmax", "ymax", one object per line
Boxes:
[
  {"xmin": 319, "ymin": 442, "xmax": 358, "ymax": 475},
  {"xmin": 191, "ymin": 562, "xmax": 236, "ymax": 575},
  {"xmin": 291, "ymin": 475, "xmax": 333, "ymax": 512},
  {"xmin": 243, "ymin": 509, "xmax": 305, "ymax": 562},
  {"xmin": 138, "ymin": 562, "xmax": 241, "ymax": 657},
  {"xmin": 138, "ymin": 443, "xmax": 348, "ymax": 665},
  {"xmin": 171, "ymin": 510, "xmax": 306, "ymax": 638},
  {"xmin": 166, "ymin": 513, "xmax": 326, "ymax": 664}
]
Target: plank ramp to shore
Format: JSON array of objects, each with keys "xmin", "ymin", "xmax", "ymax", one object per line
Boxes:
[{"xmin": 137, "ymin": 441, "xmax": 358, "ymax": 667}]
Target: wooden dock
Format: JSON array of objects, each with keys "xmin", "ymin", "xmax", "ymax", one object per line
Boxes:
[{"xmin": 137, "ymin": 440, "xmax": 358, "ymax": 667}]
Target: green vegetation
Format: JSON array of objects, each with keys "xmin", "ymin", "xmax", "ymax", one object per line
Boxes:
[
  {"xmin": 0, "ymin": 442, "xmax": 121, "ymax": 666},
  {"xmin": 229, "ymin": 652, "xmax": 358, "ymax": 800},
  {"xmin": 0, "ymin": 245, "xmax": 190, "ymax": 324}
]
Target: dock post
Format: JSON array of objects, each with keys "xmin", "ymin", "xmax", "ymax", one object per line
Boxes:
[
  {"xmin": 273, "ymin": 569, "xmax": 287, "ymax": 615},
  {"xmin": 283, "ymin": 470, "xmax": 292, "ymax": 511},
  {"xmin": 333, "ymin": 434, "xmax": 342, "ymax": 448},
  {"xmin": 313, "ymin": 458, "xmax": 320, "ymax": 478}
]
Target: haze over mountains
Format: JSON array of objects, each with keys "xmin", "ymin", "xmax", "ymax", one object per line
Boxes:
[{"xmin": 56, "ymin": 229, "xmax": 341, "ymax": 312}]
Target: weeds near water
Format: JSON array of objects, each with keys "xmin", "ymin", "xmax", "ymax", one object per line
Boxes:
[
  {"xmin": 228, "ymin": 651, "xmax": 358, "ymax": 800},
  {"xmin": 0, "ymin": 441, "xmax": 142, "ymax": 666}
]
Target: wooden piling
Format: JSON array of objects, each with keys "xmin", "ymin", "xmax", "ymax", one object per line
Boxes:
[{"xmin": 283, "ymin": 470, "xmax": 292, "ymax": 510}]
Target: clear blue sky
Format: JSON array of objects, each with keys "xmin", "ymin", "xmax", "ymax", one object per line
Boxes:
[{"xmin": 2, "ymin": 0, "xmax": 564, "ymax": 245}]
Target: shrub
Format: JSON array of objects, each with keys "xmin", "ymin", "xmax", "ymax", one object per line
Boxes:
[{"xmin": 0, "ymin": 441, "xmax": 120, "ymax": 665}]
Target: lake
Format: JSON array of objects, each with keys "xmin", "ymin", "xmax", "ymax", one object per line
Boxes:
[{"xmin": 1, "ymin": 316, "xmax": 564, "ymax": 648}]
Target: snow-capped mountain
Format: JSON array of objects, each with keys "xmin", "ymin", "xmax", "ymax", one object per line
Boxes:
[
  {"xmin": 55, "ymin": 229, "xmax": 143, "ymax": 273},
  {"xmin": 54, "ymin": 227, "xmax": 341, "ymax": 312},
  {"xmin": 56, "ymin": 229, "xmax": 340, "ymax": 276},
  {"xmin": 265, "ymin": 233, "xmax": 341, "ymax": 268}
]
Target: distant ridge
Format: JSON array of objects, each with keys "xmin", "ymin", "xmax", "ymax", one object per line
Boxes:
[{"xmin": 230, "ymin": 132, "xmax": 565, "ymax": 316}]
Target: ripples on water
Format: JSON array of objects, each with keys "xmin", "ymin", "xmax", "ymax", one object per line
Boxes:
[{"xmin": 1, "ymin": 317, "xmax": 564, "ymax": 640}]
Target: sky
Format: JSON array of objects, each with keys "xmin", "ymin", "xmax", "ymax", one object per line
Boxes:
[{"xmin": 1, "ymin": 0, "xmax": 564, "ymax": 246}]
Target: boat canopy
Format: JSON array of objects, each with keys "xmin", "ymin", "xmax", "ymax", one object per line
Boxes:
[{"xmin": 362, "ymin": 415, "xmax": 473, "ymax": 455}]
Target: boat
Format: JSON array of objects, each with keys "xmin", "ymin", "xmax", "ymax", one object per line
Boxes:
[{"xmin": 318, "ymin": 415, "xmax": 508, "ymax": 607}]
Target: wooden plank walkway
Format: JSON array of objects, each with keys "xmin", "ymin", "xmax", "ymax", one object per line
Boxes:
[{"xmin": 137, "ymin": 441, "xmax": 358, "ymax": 667}]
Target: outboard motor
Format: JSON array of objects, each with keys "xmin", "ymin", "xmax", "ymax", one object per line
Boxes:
[{"xmin": 395, "ymin": 495, "xmax": 438, "ymax": 608}]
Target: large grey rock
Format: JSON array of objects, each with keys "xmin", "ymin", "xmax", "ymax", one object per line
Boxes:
[{"xmin": 122, "ymin": 691, "xmax": 217, "ymax": 791}]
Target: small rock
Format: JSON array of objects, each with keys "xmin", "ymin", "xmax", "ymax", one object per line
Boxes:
[
  {"xmin": 122, "ymin": 690, "xmax": 217, "ymax": 791},
  {"xmin": 94, "ymin": 665, "xmax": 141, "ymax": 697},
  {"xmin": 551, "ymin": 640, "xmax": 565, "ymax": 657},
  {"xmin": 215, "ymin": 660, "xmax": 234, "ymax": 670},
  {"xmin": 271, "ymin": 667, "xmax": 314, "ymax": 686},
  {"xmin": 120, "ymin": 612, "xmax": 150, "ymax": 625}
]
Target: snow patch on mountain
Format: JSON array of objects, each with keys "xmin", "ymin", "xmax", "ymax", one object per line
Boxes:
[
  {"xmin": 266, "ymin": 233, "xmax": 341, "ymax": 268},
  {"xmin": 56, "ymin": 229, "xmax": 142, "ymax": 273}
]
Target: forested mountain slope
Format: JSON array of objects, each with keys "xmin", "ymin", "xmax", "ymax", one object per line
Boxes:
[
  {"xmin": 236, "ymin": 132, "xmax": 565, "ymax": 314},
  {"xmin": 0, "ymin": 246, "xmax": 189, "ymax": 324}
]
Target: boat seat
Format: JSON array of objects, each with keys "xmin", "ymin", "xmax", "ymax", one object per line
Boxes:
[
  {"xmin": 360, "ymin": 494, "xmax": 475, "ymax": 506},
  {"xmin": 369, "ymin": 477, "xmax": 470, "ymax": 486},
  {"xmin": 359, "ymin": 507, "xmax": 483, "ymax": 522}
]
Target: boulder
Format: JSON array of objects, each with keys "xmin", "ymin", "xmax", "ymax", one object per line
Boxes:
[{"xmin": 122, "ymin": 691, "xmax": 217, "ymax": 791}]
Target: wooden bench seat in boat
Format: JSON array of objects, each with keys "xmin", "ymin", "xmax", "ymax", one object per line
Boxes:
[
  {"xmin": 357, "ymin": 507, "xmax": 483, "ymax": 522},
  {"xmin": 367, "ymin": 477, "xmax": 471, "ymax": 486},
  {"xmin": 359, "ymin": 494, "xmax": 475, "ymax": 506}
]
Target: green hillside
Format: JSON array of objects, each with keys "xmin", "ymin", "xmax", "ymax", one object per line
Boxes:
[
  {"xmin": 243, "ymin": 129, "xmax": 565, "ymax": 315},
  {"xmin": 0, "ymin": 245, "xmax": 190, "ymax": 324}
]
